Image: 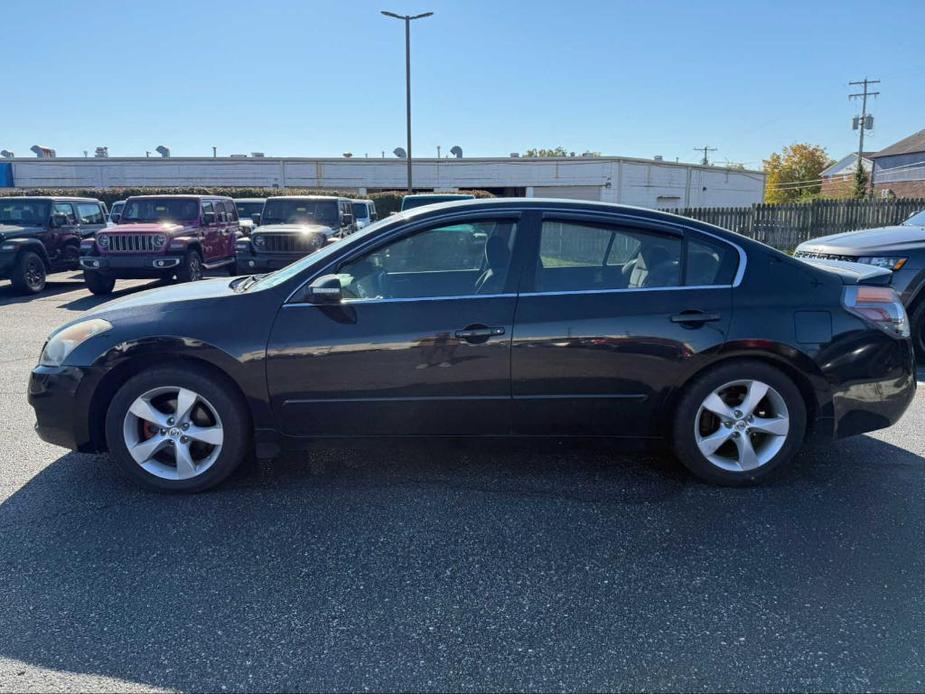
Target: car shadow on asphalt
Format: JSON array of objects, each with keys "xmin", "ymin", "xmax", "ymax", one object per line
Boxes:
[{"xmin": 1, "ymin": 435, "xmax": 924, "ymax": 690}]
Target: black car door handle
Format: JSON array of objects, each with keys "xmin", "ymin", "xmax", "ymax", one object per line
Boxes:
[
  {"xmin": 455, "ymin": 326, "xmax": 505, "ymax": 340},
  {"xmin": 670, "ymin": 311, "xmax": 721, "ymax": 324}
]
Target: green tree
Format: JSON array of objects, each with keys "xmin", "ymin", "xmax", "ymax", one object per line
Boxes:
[
  {"xmin": 763, "ymin": 144, "xmax": 833, "ymax": 204},
  {"xmin": 524, "ymin": 147, "xmax": 570, "ymax": 158},
  {"xmin": 852, "ymin": 162, "xmax": 870, "ymax": 199}
]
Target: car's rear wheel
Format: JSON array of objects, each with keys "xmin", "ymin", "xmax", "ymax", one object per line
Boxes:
[
  {"xmin": 175, "ymin": 250, "xmax": 203, "ymax": 283},
  {"xmin": 11, "ymin": 251, "xmax": 47, "ymax": 294},
  {"xmin": 84, "ymin": 270, "xmax": 115, "ymax": 295},
  {"xmin": 105, "ymin": 366, "xmax": 250, "ymax": 492},
  {"xmin": 672, "ymin": 361, "xmax": 806, "ymax": 485}
]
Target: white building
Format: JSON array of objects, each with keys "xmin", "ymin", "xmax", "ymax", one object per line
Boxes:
[{"xmin": 3, "ymin": 156, "xmax": 765, "ymax": 208}]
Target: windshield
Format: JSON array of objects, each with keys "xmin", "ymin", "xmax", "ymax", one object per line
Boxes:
[
  {"xmin": 352, "ymin": 202, "xmax": 370, "ymax": 219},
  {"xmin": 401, "ymin": 194, "xmax": 475, "ymax": 211},
  {"xmin": 120, "ymin": 198, "xmax": 200, "ymax": 224},
  {"xmin": 248, "ymin": 213, "xmax": 406, "ymax": 291},
  {"xmin": 905, "ymin": 210, "xmax": 925, "ymax": 226},
  {"xmin": 110, "ymin": 201, "xmax": 124, "ymax": 214},
  {"xmin": 235, "ymin": 201, "xmax": 264, "ymax": 219},
  {"xmin": 0, "ymin": 200, "xmax": 50, "ymax": 225},
  {"xmin": 261, "ymin": 199, "xmax": 338, "ymax": 226}
]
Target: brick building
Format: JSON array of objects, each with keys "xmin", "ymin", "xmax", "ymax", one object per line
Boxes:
[{"xmin": 820, "ymin": 152, "xmax": 872, "ymax": 197}]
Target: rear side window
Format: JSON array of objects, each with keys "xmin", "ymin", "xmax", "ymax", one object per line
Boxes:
[
  {"xmin": 686, "ymin": 236, "xmax": 738, "ymax": 286},
  {"xmin": 52, "ymin": 202, "xmax": 77, "ymax": 225},
  {"xmin": 225, "ymin": 201, "xmax": 238, "ymax": 221},
  {"xmin": 536, "ymin": 220, "xmax": 682, "ymax": 292},
  {"xmin": 77, "ymin": 203, "xmax": 104, "ymax": 225}
]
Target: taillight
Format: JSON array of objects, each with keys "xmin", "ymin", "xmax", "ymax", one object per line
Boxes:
[{"xmin": 843, "ymin": 286, "xmax": 910, "ymax": 338}]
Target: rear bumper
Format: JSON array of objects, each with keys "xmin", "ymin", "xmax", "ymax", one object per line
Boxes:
[
  {"xmin": 80, "ymin": 253, "xmax": 181, "ymax": 278},
  {"xmin": 829, "ymin": 334, "xmax": 916, "ymax": 439}
]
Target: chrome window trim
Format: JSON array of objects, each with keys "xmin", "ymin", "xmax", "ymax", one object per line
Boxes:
[
  {"xmin": 285, "ymin": 292, "xmax": 513, "ymax": 307},
  {"xmin": 282, "ymin": 204, "xmax": 749, "ymax": 304}
]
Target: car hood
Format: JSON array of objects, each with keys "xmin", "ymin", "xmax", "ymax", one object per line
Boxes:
[
  {"xmin": 107, "ymin": 222, "xmax": 190, "ymax": 234},
  {"xmin": 797, "ymin": 224, "xmax": 925, "ymax": 255},
  {"xmin": 0, "ymin": 223, "xmax": 42, "ymax": 237},
  {"xmin": 254, "ymin": 223, "xmax": 334, "ymax": 235},
  {"xmin": 86, "ymin": 277, "xmax": 237, "ymax": 320}
]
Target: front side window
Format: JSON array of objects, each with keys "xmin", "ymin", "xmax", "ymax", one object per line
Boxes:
[
  {"xmin": 52, "ymin": 203, "xmax": 77, "ymax": 225},
  {"xmin": 536, "ymin": 220, "xmax": 681, "ymax": 292},
  {"xmin": 77, "ymin": 203, "xmax": 105, "ymax": 225},
  {"xmin": 120, "ymin": 198, "xmax": 201, "ymax": 223},
  {"xmin": 337, "ymin": 219, "xmax": 517, "ymax": 300},
  {"xmin": 0, "ymin": 200, "xmax": 50, "ymax": 225}
]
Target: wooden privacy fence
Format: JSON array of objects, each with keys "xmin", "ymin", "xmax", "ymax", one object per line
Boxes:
[{"xmin": 660, "ymin": 199, "xmax": 925, "ymax": 251}]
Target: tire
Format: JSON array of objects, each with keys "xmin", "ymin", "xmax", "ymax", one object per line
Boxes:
[
  {"xmin": 10, "ymin": 251, "xmax": 47, "ymax": 294},
  {"xmin": 84, "ymin": 270, "xmax": 115, "ymax": 295},
  {"xmin": 175, "ymin": 249, "xmax": 203, "ymax": 283},
  {"xmin": 671, "ymin": 360, "xmax": 807, "ymax": 486},
  {"xmin": 909, "ymin": 300, "xmax": 925, "ymax": 363},
  {"xmin": 105, "ymin": 366, "xmax": 250, "ymax": 493}
]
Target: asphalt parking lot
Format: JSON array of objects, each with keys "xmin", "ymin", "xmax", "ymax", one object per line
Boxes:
[{"xmin": 1, "ymin": 273, "xmax": 924, "ymax": 692}]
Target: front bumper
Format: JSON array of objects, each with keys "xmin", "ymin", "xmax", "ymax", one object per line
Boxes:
[
  {"xmin": 80, "ymin": 253, "xmax": 182, "ymax": 278},
  {"xmin": 235, "ymin": 252, "xmax": 305, "ymax": 272},
  {"xmin": 28, "ymin": 364, "xmax": 103, "ymax": 452}
]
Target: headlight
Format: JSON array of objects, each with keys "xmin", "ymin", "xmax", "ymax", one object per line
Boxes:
[
  {"xmin": 253, "ymin": 235, "xmax": 266, "ymax": 249},
  {"xmin": 39, "ymin": 319, "xmax": 112, "ymax": 367},
  {"xmin": 152, "ymin": 234, "xmax": 166, "ymax": 248},
  {"xmin": 856, "ymin": 256, "xmax": 908, "ymax": 271},
  {"xmin": 97, "ymin": 234, "xmax": 110, "ymax": 249}
]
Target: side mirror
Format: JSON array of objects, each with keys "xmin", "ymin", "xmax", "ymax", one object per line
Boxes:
[
  {"xmin": 305, "ymin": 274, "xmax": 343, "ymax": 304},
  {"xmin": 202, "ymin": 212, "xmax": 216, "ymax": 225},
  {"xmin": 51, "ymin": 213, "xmax": 69, "ymax": 227},
  {"xmin": 251, "ymin": 212, "xmax": 261, "ymax": 225}
]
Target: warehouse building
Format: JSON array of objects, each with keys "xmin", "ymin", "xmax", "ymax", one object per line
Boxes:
[{"xmin": 0, "ymin": 155, "xmax": 765, "ymax": 208}]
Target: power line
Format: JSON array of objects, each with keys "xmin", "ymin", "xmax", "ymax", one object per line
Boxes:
[{"xmin": 693, "ymin": 145, "xmax": 717, "ymax": 166}]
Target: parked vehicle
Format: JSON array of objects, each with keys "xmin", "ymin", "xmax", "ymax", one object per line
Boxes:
[
  {"xmin": 351, "ymin": 199, "xmax": 378, "ymax": 229},
  {"xmin": 0, "ymin": 196, "xmax": 106, "ymax": 293},
  {"xmin": 400, "ymin": 193, "xmax": 475, "ymax": 211},
  {"xmin": 794, "ymin": 209, "xmax": 925, "ymax": 358},
  {"xmin": 235, "ymin": 196, "xmax": 356, "ymax": 274},
  {"xmin": 108, "ymin": 200, "xmax": 126, "ymax": 225},
  {"xmin": 79, "ymin": 195, "xmax": 239, "ymax": 295},
  {"xmin": 30, "ymin": 199, "xmax": 915, "ymax": 492},
  {"xmin": 233, "ymin": 198, "xmax": 265, "ymax": 236}
]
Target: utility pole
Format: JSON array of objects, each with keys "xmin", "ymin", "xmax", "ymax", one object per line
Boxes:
[
  {"xmin": 849, "ymin": 77, "xmax": 879, "ymax": 192},
  {"xmin": 382, "ymin": 10, "xmax": 433, "ymax": 193},
  {"xmin": 694, "ymin": 145, "xmax": 717, "ymax": 166}
]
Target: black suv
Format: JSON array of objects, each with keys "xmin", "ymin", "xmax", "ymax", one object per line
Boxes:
[
  {"xmin": 0, "ymin": 196, "xmax": 107, "ymax": 294},
  {"xmin": 235, "ymin": 196, "xmax": 356, "ymax": 273},
  {"xmin": 795, "ymin": 209, "xmax": 925, "ymax": 358}
]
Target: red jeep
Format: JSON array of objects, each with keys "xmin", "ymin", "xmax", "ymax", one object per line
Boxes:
[{"xmin": 79, "ymin": 195, "xmax": 239, "ymax": 295}]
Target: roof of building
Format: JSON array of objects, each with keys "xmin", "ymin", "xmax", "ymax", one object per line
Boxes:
[
  {"xmin": 822, "ymin": 152, "xmax": 874, "ymax": 177},
  {"xmin": 871, "ymin": 130, "xmax": 925, "ymax": 159}
]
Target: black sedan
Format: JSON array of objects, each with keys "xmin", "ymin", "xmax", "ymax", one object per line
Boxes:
[{"xmin": 28, "ymin": 199, "xmax": 916, "ymax": 492}]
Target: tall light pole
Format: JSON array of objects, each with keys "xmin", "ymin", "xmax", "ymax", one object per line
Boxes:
[{"xmin": 381, "ymin": 10, "xmax": 432, "ymax": 193}]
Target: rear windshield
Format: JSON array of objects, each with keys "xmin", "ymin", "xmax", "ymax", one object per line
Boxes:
[
  {"xmin": 120, "ymin": 198, "xmax": 200, "ymax": 223},
  {"xmin": 401, "ymin": 194, "xmax": 475, "ymax": 211},
  {"xmin": 261, "ymin": 199, "xmax": 338, "ymax": 226},
  {"xmin": 0, "ymin": 200, "xmax": 50, "ymax": 225}
]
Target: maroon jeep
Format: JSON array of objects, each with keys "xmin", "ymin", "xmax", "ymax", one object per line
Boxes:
[{"xmin": 79, "ymin": 195, "xmax": 240, "ymax": 295}]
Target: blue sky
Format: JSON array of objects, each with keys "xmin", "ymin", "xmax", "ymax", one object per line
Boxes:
[{"xmin": 3, "ymin": 0, "xmax": 923, "ymax": 168}]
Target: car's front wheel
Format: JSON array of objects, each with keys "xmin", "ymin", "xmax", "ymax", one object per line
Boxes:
[
  {"xmin": 671, "ymin": 361, "xmax": 807, "ymax": 485},
  {"xmin": 175, "ymin": 250, "xmax": 203, "ymax": 283},
  {"xmin": 84, "ymin": 270, "xmax": 115, "ymax": 295},
  {"xmin": 105, "ymin": 366, "xmax": 250, "ymax": 492},
  {"xmin": 11, "ymin": 251, "xmax": 47, "ymax": 294}
]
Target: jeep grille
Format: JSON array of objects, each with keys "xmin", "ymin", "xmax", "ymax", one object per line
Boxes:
[{"xmin": 106, "ymin": 234, "xmax": 160, "ymax": 253}]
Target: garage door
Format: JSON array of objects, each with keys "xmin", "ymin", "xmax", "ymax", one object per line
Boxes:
[{"xmin": 533, "ymin": 186, "xmax": 602, "ymax": 201}]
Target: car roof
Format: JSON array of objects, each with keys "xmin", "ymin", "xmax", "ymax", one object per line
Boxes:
[
  {"xmin": 265, "ymin": 195, "xmax": 347, "ymax": 202},
  {"xmin": 124, "ymin": 194, "xmax": 230, "ymax": 200},
  {"xmin": 1, "ymin": 196, "xmax": 103, "ymax": 203},
  {"xmin": 352, "ymin": 199, "xmax": 373, "ymax": 204},
  {"xmin": 233, "ymin": 198, "xmax": 266, "ymax": 203}
]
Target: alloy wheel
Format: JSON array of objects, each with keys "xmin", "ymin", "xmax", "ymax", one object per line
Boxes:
[
  {"xmin": 189, "ymin": 256, "xmax": 203, "ymax": 281},
  {"xmin": 694, "ymin": 379, "xmax": 790, "ymax": 472},
  {"xmin": 122, "ymin": 386, "xmax": 224, "ymax": 480},
  {"xmin": 25, "ymin": 259, "xmax": 43, "ymax": 290}
]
